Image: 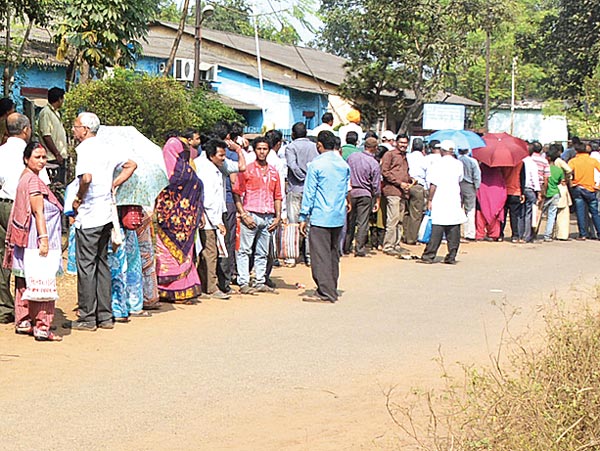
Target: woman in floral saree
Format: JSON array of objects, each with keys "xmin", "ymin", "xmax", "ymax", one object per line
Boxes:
[{"xmin": 155, "ymin": 136, "xmax": 204, "ymax": 303}]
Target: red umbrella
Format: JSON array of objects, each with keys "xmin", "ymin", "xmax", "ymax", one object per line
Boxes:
[{"xmin": 472, "ymin": 132, "xmax": 529, "ymax": 167}]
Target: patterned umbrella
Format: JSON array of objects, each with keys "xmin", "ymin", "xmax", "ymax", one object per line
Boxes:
[
  {"xmin": 96, "ymin": 126, "xmax": 169, "ymax": 209},
  {"xmin": 473, "ymin": 133, "xmax": 529, "ymax": 167},
  {"xmin": 427, "ymin": 129, "xmax": 486, "ymax": 151}
]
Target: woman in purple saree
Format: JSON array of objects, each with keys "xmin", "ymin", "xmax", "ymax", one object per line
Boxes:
[{"xmin": 155, "ymin": 137, "xmax": 204, "ymax": 303}]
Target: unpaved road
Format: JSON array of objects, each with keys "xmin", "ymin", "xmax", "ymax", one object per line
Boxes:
[{"xmin": 1, "ymin": 238, "xmax": 599, "ymax": 450}]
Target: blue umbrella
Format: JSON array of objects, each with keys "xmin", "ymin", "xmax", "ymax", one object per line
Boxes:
[{"xmin": 427, "ymin": 129, "xmax": 486, "ymax": 151}]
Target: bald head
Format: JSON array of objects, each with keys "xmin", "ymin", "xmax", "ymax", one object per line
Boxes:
[{"xmin": 6, "ymin": 113, "xmax": 31, "ymax": 141}]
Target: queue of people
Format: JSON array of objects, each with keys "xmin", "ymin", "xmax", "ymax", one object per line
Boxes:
[{"xmin": 0, "ymin": 96, "xmax": 594, "ymax": 342}]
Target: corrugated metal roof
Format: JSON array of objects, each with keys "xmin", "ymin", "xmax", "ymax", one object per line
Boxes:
[
  {"xmin": 151, "ymin": 21, "xmax": 347, "ymax": 87},
  {"xmin": 213, "ymin": 92, "xmax": 261, "ymax": 110}
]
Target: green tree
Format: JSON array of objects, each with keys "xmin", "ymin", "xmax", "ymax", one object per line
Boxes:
[
  {"xmin": 201, "ymin": 0, "xmax": 316, "ymax": 45},
  {"xmin": 0, "ymin": 0, "xmax": 55, "ymax": 95},
  {"xmin": 189, "ymin": 88, "xmax": 243, "ymax": 132},
  {"xmin": 62, "ymin": 69, "xmax": 242, "ymax": 144},
  {"xmin": 317, "ymin": 0, "xmax": 478, "ymax": 133},
  {"xmin": 54, "ymin": 0, "xmax": 159, "ymax": 86},
  {"xmin": 532, "ymin": 0, "xmax": 600, "ymax": 98}
]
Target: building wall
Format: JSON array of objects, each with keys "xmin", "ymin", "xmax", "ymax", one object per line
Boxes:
[
  {"xmin": 12, "ymin": 65, "xmax": 67, "ymax": 110},
  {"xmin": 135, "ymin": 56, "xmax": 165, "ymax": 76},
  {"xmin": 289, "ymin": 89, "xmax": 328, "ymax": 130},
  {"xmin": 489, "ymin": 109, "xmax": 568, "ymax": 145},
  {"xmin": 134, "ymin": 56, "xmax": 328, "ymax": 131}
]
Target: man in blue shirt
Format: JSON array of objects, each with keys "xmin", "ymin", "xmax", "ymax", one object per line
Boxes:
[{"xmin": 299, "ymin": 131, "xmax": 351, "ymax": 303}]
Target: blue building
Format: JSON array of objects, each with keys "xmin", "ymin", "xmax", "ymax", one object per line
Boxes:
[{"xmin": 139, "ymin": 22, "xmax": 344, "ymax": 134}]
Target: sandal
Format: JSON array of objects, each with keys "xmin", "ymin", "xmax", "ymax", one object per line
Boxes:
[
  {"xmin": 143, "ymin": 302, "xmax": 162, "ymax": 311},
  {"xmin": 115, "ymin": 317, "xmax": 131, "ymax": 323},
  {"xmin": 34, "ymin": 329, "xmax": 63, "ymax": 342},
  {"xmin": 130, "ymin": 311, "xmax": 152, "ymax": 318},
  {"xmin": 15, "ymin": 320, "xmax": 33, "ymax": 336},
  {"xmin": 173, "ymin": 298, "xmax": 198, "ymax": 305}
]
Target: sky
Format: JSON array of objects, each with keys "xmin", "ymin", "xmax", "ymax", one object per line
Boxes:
[{"xmin": 175, "ymin": 0, "xmax": 321, "ymax": 44}]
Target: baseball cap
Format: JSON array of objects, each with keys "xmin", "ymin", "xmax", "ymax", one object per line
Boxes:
[
  {"xmin": 440, "ymin": 140, "xmax": 456, "ymax": 151},
  {"xmin": 381, "ymin": 130, "xmax": 396, "ymax": 141}
]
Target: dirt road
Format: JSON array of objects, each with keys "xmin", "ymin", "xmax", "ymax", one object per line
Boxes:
[{"xmin": 1, "ymin": 239, "xmax": 598, "ymax": 450}]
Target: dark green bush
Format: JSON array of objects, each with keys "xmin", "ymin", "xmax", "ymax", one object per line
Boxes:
[{"xmin": 63, "ymin": 68, "xmax": 242, "ymax": 145}]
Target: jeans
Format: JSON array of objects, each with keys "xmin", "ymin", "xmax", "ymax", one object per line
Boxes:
[
  {"xmin": 503, "ymin": 195, "xmax": 523, "ymax": 240},
  {"xmin": 236, "ymin": 212, "xmax": 273, "ymax": 286},
  {"xmin": 543, "ymin": 194, "xmax": 560, "ymax": 239},
  {"xmin": 572, "ymin": 186, "xmax": 600, "ymax": 238},
  {"xmin": 518, "ymin": 188, "xmax": 537, "ymax": 242}
]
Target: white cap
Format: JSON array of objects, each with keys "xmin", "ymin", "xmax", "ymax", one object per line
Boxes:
[
  {"xmin": 381, "ymin": 130, "xmax": 396, "ymax": 141},
  {"xmin": 440, "ymin": 140, "xmax": 456, "ymax": 151}
]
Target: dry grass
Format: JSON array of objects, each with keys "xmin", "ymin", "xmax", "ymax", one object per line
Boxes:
[{"xmin": 386, "ymin": 296, "xmax": 600, "ymax": 451}]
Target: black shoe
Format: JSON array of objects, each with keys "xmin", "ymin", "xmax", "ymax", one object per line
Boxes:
[
  {"xmin": 383, "ymin": 249, "xmax": 401, "ymax": 256},
  {"xmin": 443, "ymin": 259, "xmax": 457, "ymax": 265},
  {"xmin": 97, "ymin": 320, "xmax": 115, "ymax": 329},
  {"xmin": 416, "ymin": 258, "xmax": 434, "ymax": 264},
  {"xmin": 63, "ymin": 320, "xmax": 97, "ymax": 331},
  {"xmin": 265, "ymin": 278, "xmax": 276, "ymax": 288}
]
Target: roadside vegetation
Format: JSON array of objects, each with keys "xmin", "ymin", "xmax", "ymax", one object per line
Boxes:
[
  {"xmin": 388, "ymin": 298, "xmax": 600, "ymax": 450},
  {"xmin": 62, "ymin": 68, "xmax": 242, "ymax": 145}
]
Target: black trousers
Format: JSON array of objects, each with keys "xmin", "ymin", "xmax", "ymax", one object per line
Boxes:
[
  {"xmin": 344, "ymin": 196, "xmax": 372, "ymax": 255},
  {"xmin": 503, "ymin": 195, "xmax": 523, "ymax": 240},
  {"xmin": 75, "ymin": 223, "xmax": 112, "ymax": 324},
  {"xmin": 421, "ymin": 224, "xmax": 461, "ymax": 263},
  {"xmin": 309, "ymin": 225, "xmax": 342, "ymax": 301},
  {"xmin": 217, "ymin": 202, "xmax": 237, "ymax": 291},
  {"xmin": 0, "ymin": 200, "xmax": 14, "ymax": 322}
]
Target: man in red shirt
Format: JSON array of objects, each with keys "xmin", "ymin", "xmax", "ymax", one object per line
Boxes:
[{"xmin": 233, "ymin": 137, "xmax": 282, "ymax": 294}]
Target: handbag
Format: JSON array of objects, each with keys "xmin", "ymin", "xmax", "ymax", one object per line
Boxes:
[
  {"xmin": 417, "ymin": 210, "xmax": 432, "ymax": 244},
  {"xmin": 119, "ymin": 205, "xmax": 144, "ymax": 230},
  {"xmin": 277, "ymin": 223, "xmax": 300, "ymax": 260},
  {"xmin": 22, "ymin": 248, "xmax": 61, "ymax": 302}
]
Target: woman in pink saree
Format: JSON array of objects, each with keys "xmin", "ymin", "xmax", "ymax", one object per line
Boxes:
[
  {"xmin": 155, "ymin": 137, "xmax": 204, "ymax": 303},
  {"xmin": 476, "ymin": 163, "xmax": 507, "ymax": 241}
]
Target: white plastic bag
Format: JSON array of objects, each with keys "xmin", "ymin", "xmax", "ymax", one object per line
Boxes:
[{"xmin": 22, "ymin": 248, "xmax": 61, "ymax": 301}]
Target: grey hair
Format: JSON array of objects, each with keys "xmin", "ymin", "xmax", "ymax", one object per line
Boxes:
[
  {"xmin": 77, "ymin": 112, "xmax": 100, "ymax": 134},
  {"xmin": 7, "ymin": 113, "xmax": 30, "ymax": 136}
]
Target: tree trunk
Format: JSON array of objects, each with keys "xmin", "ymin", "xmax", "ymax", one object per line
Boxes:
[
  {"xmin": 2, "ymin": 8, "xmax": 11, "ymax": 96},
  {"xmin": 4, "ymin": 18, "xmax": 34, "ymax": 96},
  {"xmin": 398, "ymin": 97, "xmax": 424, "ymax": 135},
  {"xmin": 164, "ymin": 0, "xmax": 192, "ymax": 77}
]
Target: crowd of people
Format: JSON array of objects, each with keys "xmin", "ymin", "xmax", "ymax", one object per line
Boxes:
[{"xmin": 0, "ymin": 91, "xmax": 596, "ymax": 342}]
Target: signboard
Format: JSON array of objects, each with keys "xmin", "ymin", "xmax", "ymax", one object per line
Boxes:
[{"xmin": 423, "ymin": 104, "xmax": 465, "ymax": 131}]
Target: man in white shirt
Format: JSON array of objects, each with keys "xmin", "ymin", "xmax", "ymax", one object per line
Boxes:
[
  {"xmin": 418, "ymin": 140, "xmax": 466, "ymax": 264},
  {"xmin": 520, "ymin": 148, "xmax": 541, "ymax": 242},
  {"xmin": 0, "ymin": 113, "xmax": 32, "ymax": 323},
  {"xmin": 309, "ymin": 112, "xmax": 334, "ymax": 137},
  {"xmin": 194, "ymin": 139, "xmax": 242, "ymax": 299},
  {"xmin": 66, "ymin": 112, "xmax": 137, "ymax": 331}
]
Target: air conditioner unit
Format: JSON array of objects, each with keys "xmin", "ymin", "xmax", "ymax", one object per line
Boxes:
[
  {"xmin": 199, "ymin": 63, "xmax": 218, "ymax": 82},
  {"xmin": 158, "ymin": 62, "xmax": 166, "ymax": 73},
  {"xmin": 174, "ymin": 58, "xmax": 194, "ymax": 81}
]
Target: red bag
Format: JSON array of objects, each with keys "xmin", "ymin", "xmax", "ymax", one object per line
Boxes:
[{"xmin": 119, "ymin": 205, "xmax": 144, "ymax": 230}]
